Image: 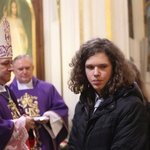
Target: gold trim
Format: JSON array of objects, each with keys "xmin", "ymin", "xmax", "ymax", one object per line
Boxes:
[
  {"xmin": 106, "ymin": 0, "xmax": 112, "ymax": 40},
  {"xmin": 57, "ymin": 0, "xmax": 63, "ymax": 96},
  {"xmin": 26, "ymin": 0, "xmax": 36, "ymax": 76}
]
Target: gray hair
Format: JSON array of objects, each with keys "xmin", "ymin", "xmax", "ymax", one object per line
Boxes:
[{"xmin": 12, "ymin": 54, "xmax": 33, "ymax": 67}]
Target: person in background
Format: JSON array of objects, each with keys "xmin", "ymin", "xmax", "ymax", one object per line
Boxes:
[
  {"xmin": 0, "ymin": 18, "xmax": 34, "ymax": 149},
  {"xmin": 67, "ymin": 38, "xmax": 149, "ymax": 150},
  {"xmin": 9, "ymin": 54, "xmax": 69, "ymax": 150},
  {"xmin": 127, "ymin": 60, "xmax": 150, "ymax": 147},
  {"xmin": 127, "ymin": 60, "xmax": 150, "ymax": 104}
]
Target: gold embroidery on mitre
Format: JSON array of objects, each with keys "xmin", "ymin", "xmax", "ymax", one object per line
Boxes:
[{"xmin": 17, "ymin": 93, "xmax": 40, "ymax": 117}]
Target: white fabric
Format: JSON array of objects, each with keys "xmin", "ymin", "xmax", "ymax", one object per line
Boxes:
[
  {"xmin": 0, "ymin": 85, "xmax": 6, "ymax": 92},
  {"xmin": 43, "ymin": 111, "xmax": 63, "ymax": 139},
  {"xmin": 4, "ymin": 116, "xmax": 29, "ymax": 150},
  {"xmin": 17, "ymin": 80, "xmax": 33, "ymax": 90},
  {"xmin": 0, "ymin": 21, "xmax": 5, "ymax": 45}
]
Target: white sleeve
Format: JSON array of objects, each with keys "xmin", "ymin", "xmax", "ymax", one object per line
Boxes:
[
  {"xmin": 4, "ymin": 116, "xmax": 29, "ymax": 150},
  {"xmin": 43, "ymin": 111, "xmax": 63, "ymax": 139}
]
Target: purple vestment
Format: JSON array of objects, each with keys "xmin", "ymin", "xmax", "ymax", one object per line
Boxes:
[
  {"xmin": 9, "ymin": 76, "xmax": 68, "ymax": 150},
  {"xmin": 0, "ymin": 86, "xmax": 24, "ymax": 149}
]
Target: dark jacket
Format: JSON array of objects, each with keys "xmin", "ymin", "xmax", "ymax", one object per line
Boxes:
[{"xmin": 68, "ymin": 83, "xmax": 149, "ymax": 150}]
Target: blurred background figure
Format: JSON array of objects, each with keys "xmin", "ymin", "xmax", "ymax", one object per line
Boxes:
[{"xmin": 128, "ymin": 59, "xmax": 150, "ymax": 104}]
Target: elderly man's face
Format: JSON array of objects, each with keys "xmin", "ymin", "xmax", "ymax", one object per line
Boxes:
[{"xmin": 13, "ymin": 57, "xmax": 34, "ymax": 83}]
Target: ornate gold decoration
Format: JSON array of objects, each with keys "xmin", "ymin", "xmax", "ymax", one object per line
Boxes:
[
  {"xmin": 7, "ymin": 99, "xmax": 21, "ymax": 119},
  {"xmin": 0, "ymin": 86, "xmax": 21, "ymax": 119},
  {"xmin": 17, "ymin": 93, "xmax": 40, "ymax": 117}
]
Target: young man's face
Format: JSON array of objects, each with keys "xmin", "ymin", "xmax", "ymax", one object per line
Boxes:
[
  {"xmin": 85, "ymin": 52, "xmax": 112, "ymax": 95},
  {"xmin": 0, "ymin": 58, "xmax": 12, "ymax": 85},
  {"xmin": 13, "ymin": 57, "xmax": 34, "ymax": 83}
]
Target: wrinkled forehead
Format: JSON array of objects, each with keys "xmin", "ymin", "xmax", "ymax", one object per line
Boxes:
[{"xmin": 13, "ymin": 57, "xmax": 33, "ymax": 68}]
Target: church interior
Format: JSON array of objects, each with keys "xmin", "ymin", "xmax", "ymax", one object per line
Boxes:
[{"xmin": 0, "ymin": 0, "xmax": 150, "ymax": 130}]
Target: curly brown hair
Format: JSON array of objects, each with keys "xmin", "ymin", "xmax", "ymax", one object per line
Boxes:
[{"xmin": 68, "ymin": 38, "xmax": 135, "ymax": 97}]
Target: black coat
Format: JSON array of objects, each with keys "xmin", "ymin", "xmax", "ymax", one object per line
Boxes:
[{"xmin": 68, "ymin": 83, "xmax": 149, "ymax": 150}]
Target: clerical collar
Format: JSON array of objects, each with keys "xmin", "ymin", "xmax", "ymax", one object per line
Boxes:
[
  {"xmin": 17, "ymin": 80, "xmax": 33, "ymax": 90},
  {"xmin": 0, "ymin": 85, "xmax": 6, "ymax": 92}
]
